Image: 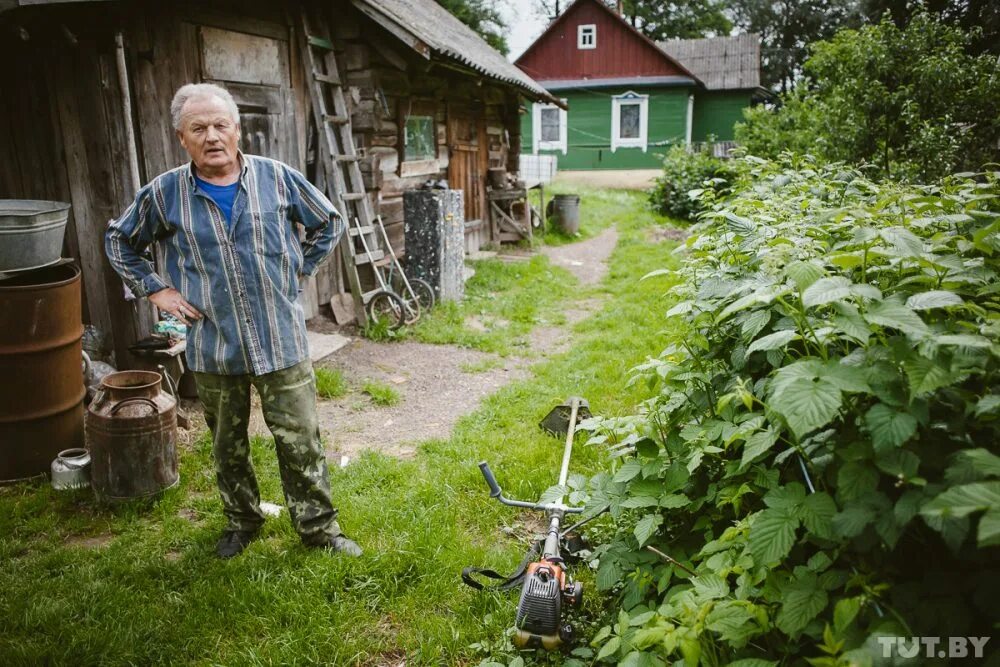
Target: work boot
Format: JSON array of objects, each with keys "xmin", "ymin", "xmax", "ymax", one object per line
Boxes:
[
  {"xmin": 317, "ymin": 534, "xmax": 363, "ymax": 557},
  {"xmin": 215, "ymin": 530, "xmax": 259, "ymax": 559}
]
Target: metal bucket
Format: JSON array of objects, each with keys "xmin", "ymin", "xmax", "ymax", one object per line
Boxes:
[
  {"xmin": 0, "ymin": 200, "xmax": 71, "ymax": 273},
  {"xmin": 86, "ymin": 370, "xmax": 178, "ymax": 501},
  {"xmin": 51, "ymin": 448, "xmax": 91, "ymax": 490},
  {"xmin": 550, "ymin": 194, "xmax": 581, "ymax": 235},
  {"xmin": 0, "ymin": 263, "xmax": 85, "ymax": 483}
]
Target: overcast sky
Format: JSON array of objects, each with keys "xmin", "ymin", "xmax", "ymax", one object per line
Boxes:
[{"xmin": 500, "ymin": 0, "xmax": 552, "ymax": 61}]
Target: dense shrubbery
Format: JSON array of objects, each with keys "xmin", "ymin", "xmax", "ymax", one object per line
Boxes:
[
  {"xmin": 649, "ymin": 145, "xmax": 735, "ymax": 222},
  {"xmin": 579, "ymin": 156, "xmax": 1000, "ymax": 665},
  {"xmin": 735, "ymin": 13, "xmax": 1000, "ymax": 182}
]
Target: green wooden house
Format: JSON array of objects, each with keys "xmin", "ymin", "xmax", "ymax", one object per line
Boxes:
[{"xmin": 514, "ymin": 0, "xmax": 762, "ymax": 170}]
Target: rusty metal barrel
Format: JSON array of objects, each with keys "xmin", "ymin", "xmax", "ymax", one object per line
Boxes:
[
  {"xmin": 86, "ymin": 370, "xmax": 178, "ymax": 501},
  {"xmin": 0, "ymin": 263, "xmax": 85, "ymax": 482}
]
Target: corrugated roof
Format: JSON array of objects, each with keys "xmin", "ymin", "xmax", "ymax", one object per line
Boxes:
[
  {"xmin": 658, "ymin": 34, "xmax": 761, "ymax": 91},
  {"xmin": 352, "ymin": 0, "xmax": 558, "ymax": 103}
]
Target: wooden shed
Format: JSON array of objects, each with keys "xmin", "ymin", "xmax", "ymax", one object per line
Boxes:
[{"xmin": 0, "ymin": 0, "xmax": 556, "ymax": 368}]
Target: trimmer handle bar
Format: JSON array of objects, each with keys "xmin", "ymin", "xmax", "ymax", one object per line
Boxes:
[{"xmin": 478, "ymin": 461, "xmax": 585, "ymax": 514}]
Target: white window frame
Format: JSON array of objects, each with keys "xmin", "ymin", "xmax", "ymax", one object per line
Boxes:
[
  {"xmin": 577, "ymin": 24, "xmax": 596, "ymax": 49},
  {"xmin": 611, "ymin": 91, "xmax": 649, "ymax": 152},
  {"xmin": 532, "ymin": 101, "xmax": 567, "ymax": 155}
]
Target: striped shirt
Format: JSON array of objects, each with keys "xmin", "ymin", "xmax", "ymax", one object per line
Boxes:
[{"xmin": 105, "ymin": 153, "xmax": 345, "ymax": 376}]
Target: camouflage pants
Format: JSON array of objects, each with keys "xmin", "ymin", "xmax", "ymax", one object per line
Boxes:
[{"xmin": 193, "ymin": 360, "xmax": 340, "ymax": 545}]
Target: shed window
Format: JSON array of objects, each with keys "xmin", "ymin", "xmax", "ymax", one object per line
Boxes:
[
  {"xmin": 611, "ymin": 91, "xmax": 649, "ymax": 152},
  {"xmin": 532, "ymin": 102, "xmax": 567, "ymax": 154},
  {"xmin": 404, "ymin": 115, "xmax": 436, "ymax": 161},
  {"xmin": 578, "ymin": 24, "xmax": 596, "ymax": 49}
]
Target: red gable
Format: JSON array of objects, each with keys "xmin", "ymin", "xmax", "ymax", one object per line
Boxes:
[{"xmin": 515, "ymin": 0, "xmax": 696, "ymax": 83}]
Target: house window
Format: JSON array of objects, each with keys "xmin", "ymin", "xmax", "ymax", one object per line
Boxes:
[
  {"xmin": 578, "ymin": 24, "xmax": 596, "ymax": 49},
  {"xmin": 404, "ymin": 115, "xmax": 436, "ymax": 161},
  {"xmin": 532, "ymin": 102, "xmax": 567, "ymax": 154},
  {"xmin": 611, "ymin": 91, "xmax": 649, "ymax": 152}
]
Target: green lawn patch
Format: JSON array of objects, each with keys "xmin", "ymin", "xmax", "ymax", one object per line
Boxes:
[
  {"xmin": 315, "ymin": 367, "xmax": 349, "ymax": 399},
  {"xmin": 361, "ymin": 380, "xmax": 401, "ymax": 407},
  {"xmin": 0, "ymin": 187, "xmax": 682, "ymax": 665}
]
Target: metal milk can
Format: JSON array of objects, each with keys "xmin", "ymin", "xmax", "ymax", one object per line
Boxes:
[
  {"xmin": 51, "ymin": 448, "xmax": 91, "ymax": 490},
  {"xmin": 85, "ymin": 370, "xmax": 178, "ymax": 501}
]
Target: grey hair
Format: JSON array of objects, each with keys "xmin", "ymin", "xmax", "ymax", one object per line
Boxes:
[{"xmin": 170, "ymin": 83, "xmax": 240, "ymax": 130}]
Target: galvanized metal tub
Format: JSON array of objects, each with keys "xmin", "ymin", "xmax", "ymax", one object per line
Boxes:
[
  {"xmin": 86, "ymin": 370, "xmax": 178, "ymax": 501},
  {"xmin": 0, "ymin": 200, "xmax": 71, "ymax": 273},
  {"xmin": 550, "ymin": 194, "xmax": 581, "ymax": 235},
  {"xmin": 0, "ymin": 263, "xmax": 85, "ymax": 482}
]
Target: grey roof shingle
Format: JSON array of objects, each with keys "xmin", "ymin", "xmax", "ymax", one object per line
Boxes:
[
  {"xmin": 658, "ymin": 34, "xmax": 761, "ymax": 91},
  {"xmin": 353, "ymin": 0, "xmax": 556, "ymax": 102}
]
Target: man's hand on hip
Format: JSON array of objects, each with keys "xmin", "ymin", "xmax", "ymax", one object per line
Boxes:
[{"xmin": 149, "ymin": 287, "xmax": 203, "ymax": 325}]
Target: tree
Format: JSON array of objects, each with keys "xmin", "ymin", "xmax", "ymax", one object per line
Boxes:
[
  {"xmin": 729, "ymin": 0, "xmax": 863, "ymax": 92},
  {"xmin": 620, "ymin": 0, "xmax": 732, "ymax": 40},
  {"xmin": 437, "ymin": 0, "xmax": 509, "ymax": 54},
  {"xmin": 735, "ymin": 12, "xmax": 1000, "ymax": 181}
]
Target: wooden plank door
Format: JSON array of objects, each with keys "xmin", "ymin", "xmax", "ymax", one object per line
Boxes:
[{"xmin": 447, "ymin": 107, "xmax": 486, "ymax": 225}]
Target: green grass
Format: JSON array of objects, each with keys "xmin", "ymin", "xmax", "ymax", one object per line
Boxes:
[
  {"xmin": 361, "ymin": 380, "xmax": 401, "ymax": 407},
  {"xmin": 0, "ymin": 186, "xmax": 682, "ymax": 665},
  {"xmin": 460, "ymin": 356, "xmax": 505, "ymax": 374},
  {"xmin": 315, "ymin": 368, "xmax": 349, "ymax": 399},
  {"xmin": 409, "ymin": 255, "xmax": 575, "ymax": 356}
]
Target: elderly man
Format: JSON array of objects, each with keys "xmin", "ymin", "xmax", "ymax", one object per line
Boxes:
[{"xmin": 106, "ymin": 83, "xmax": 361, "ymax": 559}]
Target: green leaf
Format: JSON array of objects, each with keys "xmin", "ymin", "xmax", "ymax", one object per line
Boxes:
[
  {"xmin": 727, "ymin": 661, "xmax": 777, "ymax": 667},
  {"xmin": 777, "ymin": 573, "xmax": 828, "ymax": 634},
  {"xmin": 613, "ymin": 460, "xmax": 642, "ymax": 483},
  {"xmin": 832, "ymin": 302, "xmax": 871, "ymax": 343},
  {"xmin": 823, "ymin": 362, "xmax": 871, "ymax": 394},
  {"xmin": 692, "ymin": 573, "xmax": 729, "ymax": 600},
  {"xmin": 595, "ymin": 635, "xmax": 621, "ymax": 661},
  {"xmin": 749, "ymin": 508, "xmax": 798, "ymax": 565},
  {"xmin": 621, "ymin": 496, "xmax": 659, "ymax": 509},
  {"xmin": 741, "ymin": 427, "xmax": 780, "ymax": 469},
  {"xmin": 771, "ymin": 377, "xmax": 843, "ymax": 440},
  {"xmin": 741, "ymin": 309, "xmax": 772, "ymax": 341},
  {"xmin": 865, "ymin": 404, "xmax": 918, "ymax": 451},
  {"xmin": 921, "ymin": 481, "xmax": 1000, "ymax": 519},
  {"xmin": 659, "ymin": 494, "xmax": 689, "ymax": 509},
  {"xmin": 596, "ymin": 558, "xmax": 622, "ymax": 591},
  {"xmin": 799, "ymin": 492, "xmax": 837, "ymax": 539},
  {"xmin": 837, "ymin": 461, "xmax": 879, "ymax": 501},
  {"xmin": 833, "ymin": 503, "xmax": 875, "ymax": 538},
  {"xmin": 935, "ymin": 334, "xmax": 992, "ymax": 348},
  {"xmin": 946, "ymin": 449, "xmax": 1000, "ymax": 483},
  {"xmin": 905, "ymin": 290, "xmax": 964, "ymax": 310},
  {"xmin": 880, "ymin": 227, "xmax": 924, "ymax": 256},
  {"xmin": 865, "ymin": 300, "xmax": 929, "ymax": 338},
  {"xmin": 975, "ymin": 395, "xmax": 1000, "ymax": 417},
  {"xmin": 746, "ymin": 329, "xmax": 800, "ymax": 354},
  {"xmin": 978, "ymin": 510, "xmax": 1000, "ymax": 547},
  {"xmin": 705, "ymin": 602, "xmax": 757, "ymax": 645},
  {"xmin": 876, "ymin": 449, "xmax": 920, "ymax": 479},
  {"xmin": 786, "ymin": 261, "xmax": 825, "ymax": 291},
  {"xmin": 764, "ymin": 483, "xmax": 807, "ymax": 511},
  {"xmin": 802, "ymin": 276, "xmax": 853, "ymax": 308},
  {"xmin": 833, "ymin": 596, "xmax": 862, "ymax": 633},
  {"xmin": 904, "ymin": 356, "xmax": 955, "ymax": 396},
  {"xmin": 634, "ymin": 513, "xmax": 663, "ymax": 547}
]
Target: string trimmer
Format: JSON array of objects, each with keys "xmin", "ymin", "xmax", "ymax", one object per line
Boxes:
[{"xmin": 464, "ymin": 397, "xmax": 596, "ymax": 650}]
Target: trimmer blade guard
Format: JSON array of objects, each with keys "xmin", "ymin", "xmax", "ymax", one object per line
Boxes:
[{"xmin": 539, "ymin": 398, "xmax": 591, "ymax": 437}]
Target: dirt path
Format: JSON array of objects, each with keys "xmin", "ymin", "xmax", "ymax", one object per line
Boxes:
[{"xmin": 218, "ymin": 227, "xmax": 619, "ymax": 460}]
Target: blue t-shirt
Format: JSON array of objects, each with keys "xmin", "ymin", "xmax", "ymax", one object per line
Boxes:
[{"xmin": 194, "ymin": 175, "xmax": 239, "ymax": 227}]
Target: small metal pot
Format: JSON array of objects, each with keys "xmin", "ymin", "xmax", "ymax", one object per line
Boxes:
[{"xmin": 51, "ymin": 448, "xmax": 91, "ymax": 490}]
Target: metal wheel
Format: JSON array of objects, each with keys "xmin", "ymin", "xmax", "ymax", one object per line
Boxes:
[
  {"xmin": 410, "ymin": 278, "xmax": 435, "ymax": 312},
  {"xmin": 366, "ymin": 290, "xmax": 407, "ymax": 330}
]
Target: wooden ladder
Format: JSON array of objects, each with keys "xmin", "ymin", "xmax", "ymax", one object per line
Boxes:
[{"xmin": 298, "ymin": 6, "xmax": 385, "ymax": 325}]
